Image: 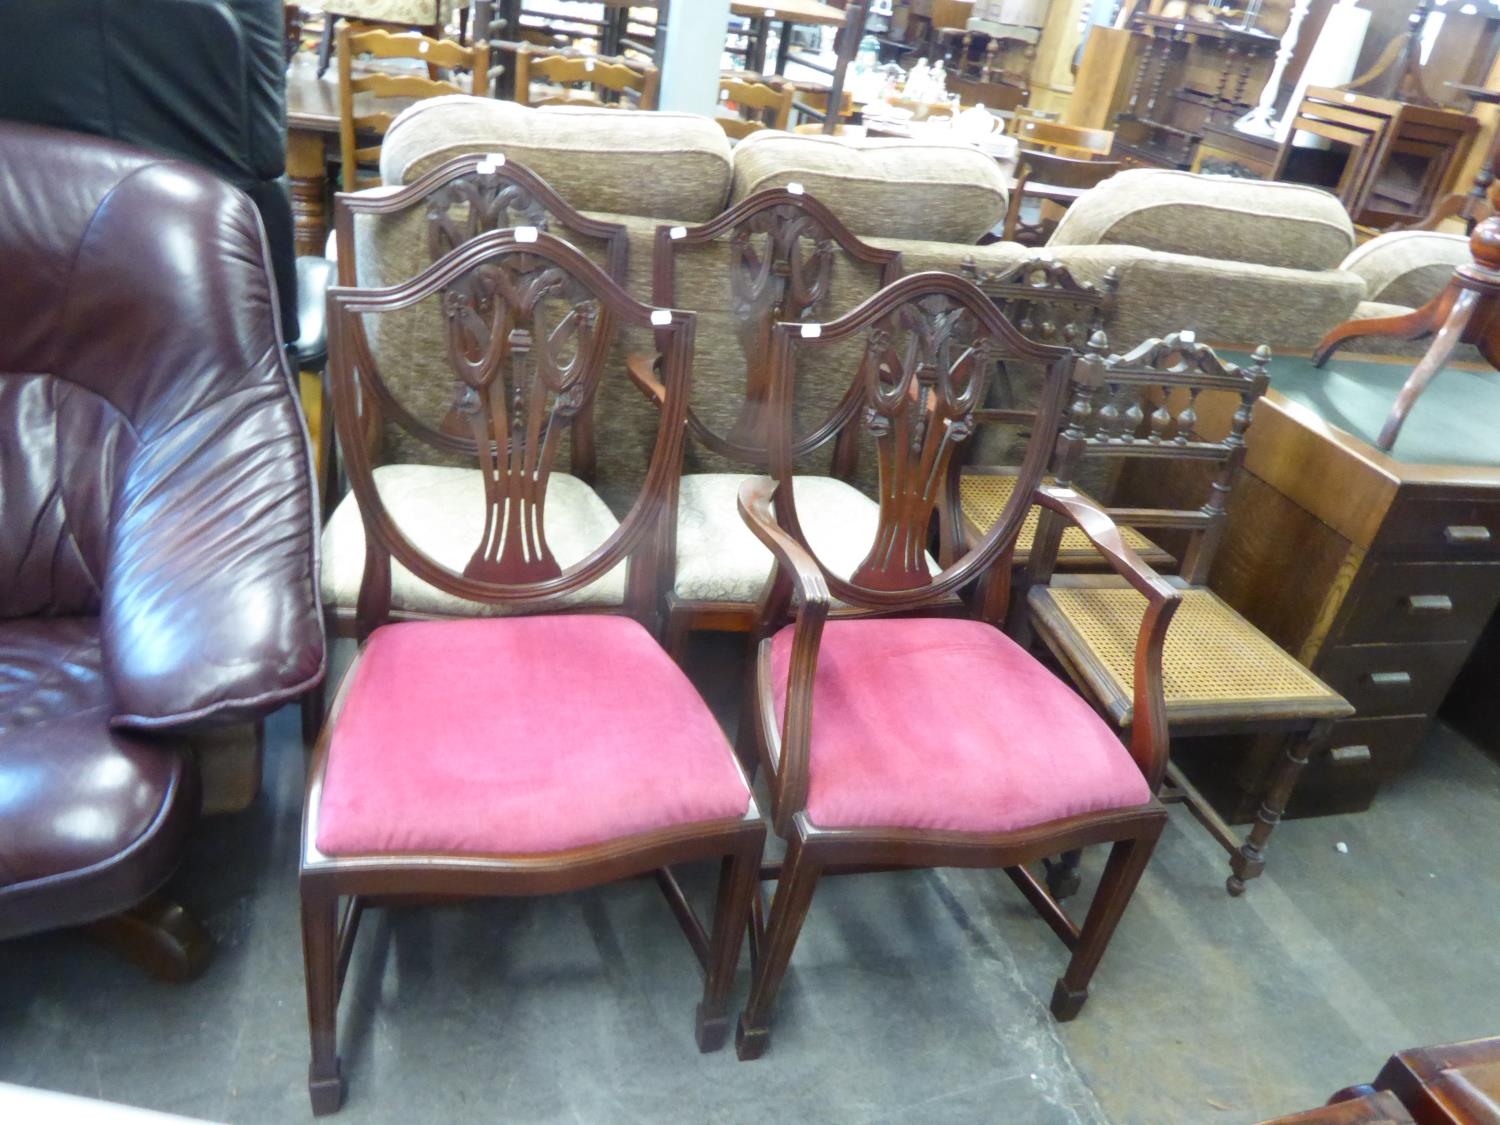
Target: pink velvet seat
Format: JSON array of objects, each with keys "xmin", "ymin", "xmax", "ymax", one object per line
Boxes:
[
  {"xmin": 770, "ymin": 617, "xmax": 1151, "ymax": 834},
  {"xmin": 317, "ymin": 616, "xmax": 753, "ymax": 857}
]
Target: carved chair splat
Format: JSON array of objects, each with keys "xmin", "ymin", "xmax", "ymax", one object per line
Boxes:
[
  {"xmin": 1022, "ymin": 334, "xmax": 1354, "ymax": 898},
  {"xmin": 302, "ymin": 229, "xmax": 763, "ymax": 1114},
  {"xmin": 625, "ymin": 187, "xmax": 904, "ymax": 657},
  {"xmin": 734, "ymin": 270, "xmax": 1180, "ymax": 1060}
]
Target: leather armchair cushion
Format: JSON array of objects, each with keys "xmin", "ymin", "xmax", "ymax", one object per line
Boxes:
[
  {"xmin": 320, "ymin": 464, "xmax": 627, "ymax": 617},
  {"xmin": 0, "ymin": 619, "xmax": 196, "ymax": 941},
  {"xmin": 674, "ymin": 473, "xmax": 905, "ymax": 606},
  {"xmin": 379, "ymin": 98, "xmax": 734, "ymax": 222},
  {"xmin": 767, "ymin": 616, "xmax": 1151, "ymax": 833},
  {"xmin": 729, "ymin": 131, "xmax": 1009, "ymax": 244},
  {"xmin": 1048, "ymin": 168, "xmax": 1355, "ymax": 273},
  {"xmin": 1339, "ymin": 230, "xmax": 1471, "ymax": 309},
  {"xmin": 314, "ymin": 615, "xmax": 752, "ymax": 856}
]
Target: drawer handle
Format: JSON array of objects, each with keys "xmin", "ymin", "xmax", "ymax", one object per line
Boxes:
[
  {"xmin": 1405, "ymin": 594, "xmax": 1453, "ymax": 614},
  {"xmin": 1365, "ymin": 671, "xmax": 1412, "ymax": 687},
  {"xmin": 1444, "ymin": 525, "xmax": 1492, "ymax": 545},
  {"xmin": 1329, "ymin": 744, "xmax": 1372, "ymax": 766}
]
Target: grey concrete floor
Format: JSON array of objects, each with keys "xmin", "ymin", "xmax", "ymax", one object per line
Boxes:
[{"xmin": 1, "ymin": 637, "xmax": 1497, "ymax": 1124}]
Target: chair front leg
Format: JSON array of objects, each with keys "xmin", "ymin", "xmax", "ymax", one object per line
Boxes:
[
  {"xmin": 1052, "ymin": 823, "xmax": 1162, "ymax": 1022},
  {"xmin": 301, "ymin": 881, "xmax": 345, "ymax": 1115},
  {"xmin": 736, "ymin": 830, "xmax": 822, "ymax": 1060},
  {"xmin": 697, "ymin": 833, "xmax": 766, "ymax": 1051}
]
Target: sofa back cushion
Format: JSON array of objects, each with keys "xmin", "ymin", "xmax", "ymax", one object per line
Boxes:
[
  {"xmin": 1048, "ymin": 168, "xmax": 1355, "ymax": 272},
  {"xmin": 379, "ymin": 97, "xmax": 733, "ymax": 222},
  {"xmin": 729, "ymin": 131, "xmax": 1008, "ymax": 244},
  {"xmin": 1339, "ymin": 229, "xmax": 1470, "ymax": 308}
]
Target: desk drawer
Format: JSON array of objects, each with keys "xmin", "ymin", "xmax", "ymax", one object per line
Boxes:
[
  {"xmin": 1378, "ymin": 495, "xmax": 1500, "ymax": 560},
  {"xmin": 1317, "ymin": 641, "xmax": 1470, "ymax": 718},
  {"xmin": 1339, "ymin": 562, "xmax": 1500, "ymax": 645},
  {"xmin": 1311, "ymin": 714, "xmax": 1430, "ymax": 788}
]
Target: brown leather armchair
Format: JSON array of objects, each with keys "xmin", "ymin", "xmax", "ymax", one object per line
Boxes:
[{"xmin": 0, "ymin": 123, "xmax": 325, "ymax": 975}]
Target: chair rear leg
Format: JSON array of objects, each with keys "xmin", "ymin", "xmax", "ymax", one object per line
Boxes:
[
  {"xmin": 736, "ymin": 833, "xmax": 821, "ymax": 1061},
  {"xmin": 301, "ymin": 882, "xmax": 345, "ymax": 1115},
  {"xmin": 696, "ymin": 833, "xmax": 765, "ymax": 1052},
  {"xmin": 1051, "ymin": 826, "xmax": 1160, "ymax": 1022}
]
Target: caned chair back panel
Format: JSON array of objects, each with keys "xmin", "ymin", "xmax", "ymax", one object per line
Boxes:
[
  {"xmin": 767, "ymin": 272, "xmax": 1073, "ymax": 612},
  {"xmin": 718, "ymin": 75, "xmax": 795, "ymax": 139},
  {"xmin": 512, "ymin": 44, "xmax": 660, "ymax": 110},
  {"xmin": 654, "ymin": 189, "xmax": 903, "ymax": 479},
  {"xmin": 1035, "ymin": 334, "xmax": 1271, "ymax": 586},
  {"xmin": 334, "ymin": 154, "xmax": 631, "ymax": 479},
  {"xmin": 327, "ymin": 230, "xmax": 692, "ymax": 631},
  {"xmin": 338, "ymin": 26, "xmax": 490, "ymax": 192}
]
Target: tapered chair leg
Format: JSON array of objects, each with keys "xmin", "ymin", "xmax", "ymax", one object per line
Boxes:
[
  {"xmin": 301, "ymin": 883, "xmax": 345, "ymax": 1116},
  {"xmin": 736, "ymin": 832, "xmax": 822, "ymax": 1060},
  {"xmin": 1051, "ymin": 827, "xmax": 1161, "ymax": 1022},
  {"xmin": 696, "ymin": 838, "xmax": 764, "ymax": 1052},
  {"xmin": 316, "ymin": 17, "xmax": 336, "ymax": 77},
  {"xmin": 301, "ymin": 681, "xmax": 326, "ymax": 750}
]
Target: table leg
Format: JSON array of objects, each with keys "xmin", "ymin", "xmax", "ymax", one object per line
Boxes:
[
  {"xmin": 751, "ymin": 16, "xmax": 770, "ymax": 74},
  {"xmin": 774, "ymin": 18, "xmax": 793, "ymax": 74},
  {"xmin": 1228, "ymin": 720, "xmax": 1334, "ymax": 896},
  {"xmin": 287, "ymin": 128, "xmax": 330, "ymax": 259},
  {"xmin": 1377, "ymin": 286, "xmax": 1480, "ymax": 450}
]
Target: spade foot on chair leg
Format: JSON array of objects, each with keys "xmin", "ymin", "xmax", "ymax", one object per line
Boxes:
[
  {"xmin": 736, "ymin": 1016, "xmax": 771, "ymax": 1060},
  {"xmin": 308, "ymin": 1061, "xmax": 346, "ymax": 1116},
  {"xmin": 695, "ymin": 1002, "xmax": 730, "ymax": 1053},
  {"xmin": 1050, "ymin": 979, "xmax": 1089, "ymax": 1021},
  {"xmin": 81, "ymin": 895, "xmax": 212, "ymax": 982}
]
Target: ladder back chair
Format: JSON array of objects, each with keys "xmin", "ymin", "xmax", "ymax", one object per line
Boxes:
[
  {"xmin": 337, "ymin": 25, "xmax": 489, "ymax": 191},
  {"xmin": 1023, "ymin": 334, "xmax": 1353, "ymax": 897},
  {"xmin": 510, "ymin": 42, "xmax": 660, "ymax": 109},
  {"xmin": 717, "ymin": 74, "xmax": 796, "ymax": 140},
  {"xmin": 1014, "ymin": 115, "xmax": 1115, "ymax": 160},
  {"xmin": 734, "ymin": 271, "xmax": 1180, "ymax": 1059},
  {"xmin": 1003, "ymin": 150, "xmax": 1125, "ymax": 246},
  {"xmin": 624, "ymin": 187, "xmax": 903, "ymax": 657},
  {"xmin": 318, "ymin": 154, "xmax": 630, "ymax": 634},
  {"xmin": 317, "ymin": 0, "xmax": 467, "ymax": 76},
  {"xmin": 302, "ymin": 229, "xmax": 764, "ymax": 1114},
  {"xmin": 949, "ymin": 260, "xmax": 1170, "ymax": 597}
]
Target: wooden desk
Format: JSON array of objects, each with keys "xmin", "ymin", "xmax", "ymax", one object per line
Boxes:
[{"xmin": 1140, "ymin": 351, "xmax": 1500, "ymax": 818}]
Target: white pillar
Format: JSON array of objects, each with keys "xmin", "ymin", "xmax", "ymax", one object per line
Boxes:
[{"xmin": 658, "ymin": 0, "xmax": 732, "ymax": 115}]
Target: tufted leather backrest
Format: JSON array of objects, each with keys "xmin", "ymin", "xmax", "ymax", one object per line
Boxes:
[{"xmin": 0, "ymin": 122, "xmax": 324, "ymax": 728}]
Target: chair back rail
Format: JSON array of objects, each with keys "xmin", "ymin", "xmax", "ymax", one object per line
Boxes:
[
  {"xmin": 327, "ymin": 229, "xmax": 692, "ymax": 635},
  {"xmin": 1030, "ymin": 333, "xmax": 1271, "ymax": 588},
  {"xmin": 765, "ymin": 271, "xmax": 1074, "ymax": 614},
  {"xmin": 338, "ymin": 26, "xmax": 490, "ymax": 192},
  {"xmin": 510, "ymin": 42, "xmax": 660, "ymax": 109},
  {"xmin": 718, "ymin": 75, "xmax": 796, "ymax": 139}
]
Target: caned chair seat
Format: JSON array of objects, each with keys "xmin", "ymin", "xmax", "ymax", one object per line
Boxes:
[
  {"xmin": 675, "ymin": 473, "xmax": 936, "ymax": 604},
  {"xmin": 315, "ymin": 616, "xmax": 753, "ymax": 857},
  {"xmin": 1027, "ymin": 583, "xmax": 1354, "ymax": 727},
  {"xmin": 321, "ymin": 464, "xmax": 626, "ymax": 617},
  {"xmin": 959, "ymin": 471, "xmax": 1171, "ymax": 566},
  {"xmin": 766, "ymin": 618, "xmax": 1152, "ymax": 834}
]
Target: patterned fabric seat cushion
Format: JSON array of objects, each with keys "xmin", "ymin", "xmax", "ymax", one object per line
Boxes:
[
  {"xmin": 315, "ymin": 616, "xmax": 752, "ymax": 856},
  {"xmin": 1339, "ymin": 230, "xmax": 1470, "ymax": 308},
  {"xmin": 379, "ymin": 97, "xmax": 733, "ymax": 221},
  {"xmin": 674, "ymin": 473, "xmax": 932, "ymax": 605},
  {"xmin": 729, "ymin": 131, "xmax": 1009, "ymax": 243},
  {"xmin": 768, "ymin": 617, "xmax": 1151, "ymax": 833},
  {"xmin": 321, "ymin": 464, "xmax": 626, "ymax": 617},
  {"xmin": 1048, "ymin": 168, "xmax": 1355, "ymax": 273}
]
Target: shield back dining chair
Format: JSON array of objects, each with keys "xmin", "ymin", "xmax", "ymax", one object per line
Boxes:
[{"xmin": 301, "ymin": 228, "xmax": 764, "ymax": 1113}]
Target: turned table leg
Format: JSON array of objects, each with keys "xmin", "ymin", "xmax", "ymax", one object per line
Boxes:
[
  {"xmin": 1229, "ymin": 720, "xmax": 1335, "ymax": 896},
  {"xmin": 287, "ymin": 127, "xmax": 330, "ymax": 259}
]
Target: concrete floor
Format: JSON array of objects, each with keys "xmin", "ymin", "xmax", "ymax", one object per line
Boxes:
[{"xmin": 1, "ymin": 638, "xmax": 1497, "ymax": 1124}]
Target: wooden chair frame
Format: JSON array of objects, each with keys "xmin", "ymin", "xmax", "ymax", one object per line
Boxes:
[
  {"xmin": 1002, "ymin": 151, "xmax": 1126, "ymax": 246},
  {"xmin": 623, "ymin": 188, "xmax": 903, "ymax": 656},
  {"xmin": 337, "ymin": 25, "xmax": 489, "ymax": 192},
  {"xmin": 510, "ymin": 41, "xmax": 659, "ymax": 109},
  {"xmin": 733, "ymin": 271, "xmax": 1180, "ymax": 1059},
  {"xmin": 1022, "ymin": 334, "xmax": 1353, "ymax": 896},
  {"xmin": 717, "ymin": 74, "xmax": 795, "ymax": 140},
  {"xmin": 302, "ymin": 229, "xmax": 764, "ymax": 1113},
  {"xmin": 1014, "ymin": 115, "xmax": 1115, "ymax": 160}
]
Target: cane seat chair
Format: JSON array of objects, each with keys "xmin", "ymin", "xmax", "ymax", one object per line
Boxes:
[
  {"xmin": 301, "ymin": 229, "xmax": 764, "ymax": 1114},
  {"xmin": 510, "ymin": 43, "xmax": 660, "ymax": 109},
  {"xmin": 733, "ymin": 271, "xmax": 1180, "ymax": 1059},
  {"xmin": 337, "ymin": 25, "xmax": 489, "ymax": 191},
  {"xmin": 319, "ymin": 154, "xmax": 630, "ymax": 637},
  {"xmin": 717, "ymin": 74, "xmax": 796, "ymax": 140},
  {"xmin": 1022, "ymin": 334, "xmax": 1353, "ymax": 897},
  {"xmin": 623, "ymin": 188, "xmax": 903, "ymax": 656}
]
